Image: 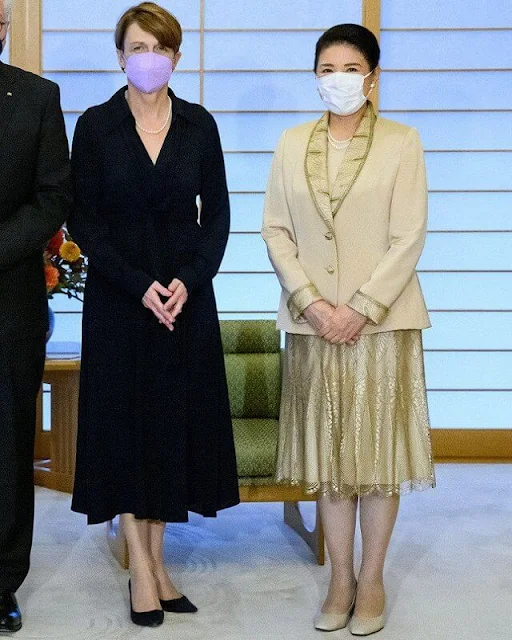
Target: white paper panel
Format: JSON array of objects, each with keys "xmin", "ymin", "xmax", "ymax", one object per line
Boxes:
[
  {"xmin": 383, "ymin": 112, "xmax": 512, "ymax": 151},
  {"xmin": 205, "ymin": 31, "xmax": 322, "ymax": 70},
  {"xmin": 420, "ymin": 273, "xmax": 512, "ymax": 310},
  {"xmin": 224, "ymin": 153, "xmax": 272, "ymax": 192},
  {"xmin": 428, "ymin": 391, "xmax": 512, "ymax": 429},
  {"xmin": 43, "ymin": 0, "xmax": 201, "ymax": 30},
  {"xmin": 204, "ymin": 71, "xmax": 320, "ymax": 111},
  {"xmin": 425, "ymin": 313, "xmax": 512, "ymax": 350},
  {"xmin": 419, "ymin": 232, "xmax": 512, "ymax": 271},
  {"xmin": 214, "ymin": 273, "xmax": 281, "ymax": 311},
  {"xmin": 380, "ymin": 30, "xmax": 512, "ymax": 70},
  {"xmin": 427, "ymin": 193, "xmax": 512, "ymax": 231},
  {"xmin": 379, "ymin": 71, "xmax": 512, "ymax": 110},
  {"xmin": 43, "ymin": 31, "xmax": 200, "ymax": 70},
  {"xmin": 49, "ymin": 312, "xmax": 82, "ymax": 344},
  {"xmin": 220, "ymin": 234, "xmax": 271, "ymax": 272},
  {"xmin": 205, "ymin": 0, "xmax": 361, "ymax": 29},
  {"xmin": 230, "ymin": 194, "xmax": 265, "ymax": 232},
  {"xmin": 382, "ymin": 0, "xmax": 512, "ymax": 29},
  {"xmin": 216, "ymin": 112, "xmax": 321, "ymax": 151},
  {"xmin": 425, "ymin": 152, "xmax": 512, "ymax": 191},
  {"xmin": 425, "ymin": 352, "xmax": 512, "ymax": 389}
]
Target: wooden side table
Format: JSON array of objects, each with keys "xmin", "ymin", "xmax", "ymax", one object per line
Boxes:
[{"xmin": 34, "ymin": 343, "xmax": 81, "ymax": 494}]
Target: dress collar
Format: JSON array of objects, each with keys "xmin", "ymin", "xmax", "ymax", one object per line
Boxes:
[{"xmin": 96, "ymin": 86, "xmax": 190, "ymax": 135}]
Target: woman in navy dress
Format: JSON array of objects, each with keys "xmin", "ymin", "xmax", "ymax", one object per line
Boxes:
[{"xmin": 69, "ymin": 2, "xmax": 239, "ymax": 627}]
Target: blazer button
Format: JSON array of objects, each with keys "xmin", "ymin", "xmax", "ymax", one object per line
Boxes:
[
  {"xmin": 324, "ymin": 232, "xmax": 333, "ymax": 240},
  {"xmin": 326, "ymin": 265, "xmax": 335, "ymax": 274}
]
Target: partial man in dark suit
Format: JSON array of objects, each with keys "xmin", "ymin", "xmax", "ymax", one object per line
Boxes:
[{"xmin": 0, "ymin": 0, "xmax": 72, "ymax": 631}]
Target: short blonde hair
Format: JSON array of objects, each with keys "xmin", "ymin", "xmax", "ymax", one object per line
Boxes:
[{"xmin": 115, "ymin": 2, "xmax": 182, "ymax": 52}]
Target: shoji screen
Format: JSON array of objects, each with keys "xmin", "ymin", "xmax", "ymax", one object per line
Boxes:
[
  {"xmin": 41, "ymin": 0, "xmax": 363, "ymax": 341},
  {"xmin": 380, "ymin": 0, "xmax": 512, "ymax": 433}
]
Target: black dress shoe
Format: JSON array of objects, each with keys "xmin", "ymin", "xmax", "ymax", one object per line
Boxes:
[
  {"xmin": 160, "ymin": 594, "xmax": 198, "ymax": 614},
  {"xmin": 0, "ymin": 592, "xmax": 22, "ymax": 633},
  {"xmin": 128, "ymin": 581, "xmax": 164, "ymax": 627}
]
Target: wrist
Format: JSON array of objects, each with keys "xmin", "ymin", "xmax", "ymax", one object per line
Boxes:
[{"xmin": 304, "ymin": 299, "xmax": 327, "ymax": 316}]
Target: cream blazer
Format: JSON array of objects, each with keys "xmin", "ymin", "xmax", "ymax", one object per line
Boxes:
[{"xmin": 261, "ymin": 103, "xmax": 431, "ymax": 335}]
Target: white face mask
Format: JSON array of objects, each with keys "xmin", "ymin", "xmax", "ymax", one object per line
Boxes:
[{"xmin": 317, "ymin": 70, "xmax": 375, "ymax": 116}]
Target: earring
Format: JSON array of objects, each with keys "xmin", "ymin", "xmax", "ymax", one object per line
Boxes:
[{"xmin": 370, "ymin": 82, "xmax": 375, "ymax": 88}]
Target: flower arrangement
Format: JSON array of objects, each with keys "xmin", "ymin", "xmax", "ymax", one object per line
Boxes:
[{"xmin": 44, "ymin": 228, "xmax": 87, "ymax": 301}]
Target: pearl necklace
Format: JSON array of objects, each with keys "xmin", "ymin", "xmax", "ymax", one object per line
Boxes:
[
  {"xmin": 135, "ymin": 96, "xmax": 172, "ymax": 135},
  {"xmin": 327, "ymin": 127, "xmax": 352, "ymax": 150}
]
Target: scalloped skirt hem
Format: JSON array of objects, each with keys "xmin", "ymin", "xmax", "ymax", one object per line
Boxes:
[{"xmin": 274, "ymin": 476, "xmax": 436, "ymax": 499}]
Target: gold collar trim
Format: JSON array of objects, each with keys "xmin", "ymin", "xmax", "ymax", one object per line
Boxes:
[{"xmin": 304, "ymin": 102, "xmax": 377, "ymax": 229}]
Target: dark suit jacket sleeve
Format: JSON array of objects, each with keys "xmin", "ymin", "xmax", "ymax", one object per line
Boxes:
[
  {"xmin": 68, "ymin": 114, "xmax": 154, "ymax": 300},
  {"xmin": 0, "ymin": 84, "xmax": 71, "ymax": 271},
  {"xmin": 175, "ymin": 116, "xmax": 230, "ymax": 293}
]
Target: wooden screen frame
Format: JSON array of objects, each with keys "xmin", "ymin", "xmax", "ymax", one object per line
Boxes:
[{"xmin": 363, "ymin": 0, "xmax": 381, "ymax": 109}]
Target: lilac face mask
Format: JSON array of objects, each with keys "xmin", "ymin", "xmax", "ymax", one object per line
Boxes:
[{"xmin": 125, "ymin": 52, "xmax": 173, "ymax": 94}]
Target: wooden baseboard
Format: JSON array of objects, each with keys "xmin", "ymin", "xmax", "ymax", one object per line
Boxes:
[{"xmin": 432, "ymin": 429, "xmax": 512, "ymax": 462}]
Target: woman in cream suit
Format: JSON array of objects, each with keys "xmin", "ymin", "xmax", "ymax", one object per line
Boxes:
[{"xmin": 262, "ymin": 24, "xmax": 435, "ymax": 636}]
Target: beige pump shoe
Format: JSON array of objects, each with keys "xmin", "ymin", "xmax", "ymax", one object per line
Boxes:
[
  {"xmin": 314, "ymin": 592, "xmax": 356, "ymax": 632},
  {"xmin": 348, "ymin": 598, "xmax": 386, "ymax": 636}
]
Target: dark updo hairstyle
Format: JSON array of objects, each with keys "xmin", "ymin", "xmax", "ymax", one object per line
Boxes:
[{"xmin": 314, "ymin": 24, "xmax": 380, "ymax": 72}]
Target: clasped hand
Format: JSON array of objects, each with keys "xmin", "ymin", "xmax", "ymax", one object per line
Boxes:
[
  {"xmin": 142, "ymin": 278, "xmax": 188, "ymax": 330},
  {"xmin": 303, "ymin": 300, "xmax": 366, "ymax": 345}
]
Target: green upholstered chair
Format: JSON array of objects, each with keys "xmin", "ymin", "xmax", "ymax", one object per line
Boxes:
[
  {"xmin": 108, "ymin": 319, "xmax": 324, "ymax": 566},
  {"xmin": 221, "ymin": 319, "xmax": 282, "ymax": 487},
  {"xmin": 222, "ymin": 319, "xmax": 324, "ymax": 564}
]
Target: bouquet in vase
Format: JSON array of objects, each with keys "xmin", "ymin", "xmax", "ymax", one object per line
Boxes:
[{"xmin": 44, "ymin": 228, "xmax": 87, "ymax": 302}]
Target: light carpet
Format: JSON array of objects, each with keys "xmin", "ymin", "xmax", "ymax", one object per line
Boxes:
[{"xmin": 13, "ymin": 464, "xmax": 512, "ymax": 640}]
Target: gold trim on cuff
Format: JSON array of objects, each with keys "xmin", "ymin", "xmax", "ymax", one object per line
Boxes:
[
  {"xmin": 347, "ymin": 290, "xmax": 389, "ymax": 326},
  {"xmin": 287, "ymin": 283, "xmax": 323, "ymax": 321}
]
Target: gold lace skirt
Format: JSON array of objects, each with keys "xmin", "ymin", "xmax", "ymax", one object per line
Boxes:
[{"xmin": 277, "ymin": 330, "xmax": 435, "ymax": 497}]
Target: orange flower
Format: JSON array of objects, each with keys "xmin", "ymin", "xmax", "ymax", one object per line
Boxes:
[
  {"xmin": 44, "ymin": 265, "xmax": 60, "ymax": 291},
  {"xmin": 47, "ymin": 230, "xmax": 65, "ymax": 255},
  {"xmin": 59, "ymin": 241, "xmax": 81, "ymax": 263}
]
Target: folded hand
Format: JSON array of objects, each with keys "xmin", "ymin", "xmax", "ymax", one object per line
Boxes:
[
  {"xmin": 163, "ymin": 278, "xmax": 188, "ymax": 321},
  {"xmin": 303, "ymin": 300, "xmax": 335, "ymax": 334},
  {"xmin": 142, "ymin": 281, "xmax": 175, "ymax": 330},
  {"xmin": 319, "ymin": 304, "xmax": 367, "ymax": 345}
]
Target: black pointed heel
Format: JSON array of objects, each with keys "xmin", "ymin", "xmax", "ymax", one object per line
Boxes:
[
  {"xmin": 128, "ymin": 580, "xmax": 164, "ymax": 627},
  {"xmin": 160, "ymin": 595, "xmax": 198, "ymax": 613}
]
